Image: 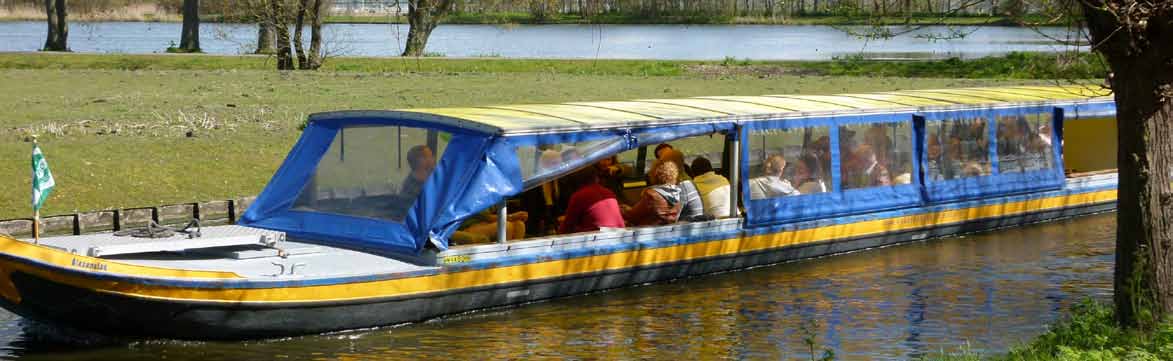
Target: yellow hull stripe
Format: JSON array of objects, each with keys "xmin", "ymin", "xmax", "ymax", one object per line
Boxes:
[{"xmin": 0, "ymin": 190, "xmax": 1116, "ymax": 305}]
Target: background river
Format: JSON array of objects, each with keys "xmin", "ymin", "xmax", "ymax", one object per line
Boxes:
[
  {"xmin": 0, "ymin": 213, "xmax": 1115, "ymax": 360},
  {"xmin": 0, "ymin": 22, "xmax": 1085, "ymax": 60}
]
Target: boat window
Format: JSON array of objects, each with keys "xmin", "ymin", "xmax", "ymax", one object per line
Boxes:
[
  {"xmin": 924, "ymin": 118, "xmax": 992, "ymax": 181},
  {"xmin": 747, "ymin": 126, "xmax": 832, "ymax": 200},
  {"xmin": 838, "ymin": 122, "xmax": 914, "ymax": 189},
  {"xmin": 291, "ymin": 125, "xmax": 449, "ymax": 222},
  {"xmin": 996, "ymin": 113, "xmax": 1054, "ymax": 174},
  {"xmin": 516, "ymin": 136, "xmax": 627, "ymax": 187},
  {"xmin": 638, "ymin": 133, "xmax": 728, "ymax": 178}
]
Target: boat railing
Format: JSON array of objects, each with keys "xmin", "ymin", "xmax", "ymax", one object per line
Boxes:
[{"xmin": 438, "ymin": 217, "xmax": 745, "ymax": 265}]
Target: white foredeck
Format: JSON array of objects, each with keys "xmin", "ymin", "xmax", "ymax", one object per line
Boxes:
[{"xmin": 31, "ymin": 225, "xmax": 436, "ymax": 280}]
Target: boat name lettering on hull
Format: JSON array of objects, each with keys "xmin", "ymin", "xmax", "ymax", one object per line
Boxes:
[
  {"xmin": 442, "ymin": 255, "xmax": 471, "ymax": 264},
  {"xmin": 71, "ymin": 258, "xmax": 108, "ymax": 271}
]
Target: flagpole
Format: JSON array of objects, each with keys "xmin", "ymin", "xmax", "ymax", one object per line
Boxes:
[
  {"xmin": 32, "ymin": 135, "xmax": 39, "ymax": 244},
  {"xmin": 33, "ymin": 209, "xmax": 39, "ymax": 244}
]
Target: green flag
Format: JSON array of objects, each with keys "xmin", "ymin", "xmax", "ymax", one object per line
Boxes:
[{"xmin": 31, "ymin": 143, "xmax": 55, "ymax": 211}]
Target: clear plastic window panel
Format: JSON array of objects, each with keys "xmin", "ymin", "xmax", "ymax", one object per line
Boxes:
[
  {"xmin": 292, "ymin": 126, "xmax": 449, "ymax": 222},
  {"xmin": 636, "ymin": 134, "xmax": 729, "ymax": 177},
  {"xmin": 748, "ymin": 126, "xmax": 832, "ymax": 200},
  {"xmin": 996, "ymin": 113, "xmax": 1055, "ymax": 173},
  {"xmin": 924, "ymin": 118, "xmax": 992, "ymax": 181},
  {"xmin": 838, "ymin": 122, "xmax": 914, "ymax": 190},
  {"xmin": 516, "ymin": 137, "xmax": 627, "ymax": 185}
]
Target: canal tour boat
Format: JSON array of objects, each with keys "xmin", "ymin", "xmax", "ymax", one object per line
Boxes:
[{"xmin": 0, "ymin": 85, "xmax": 1119, "ymax": 339}]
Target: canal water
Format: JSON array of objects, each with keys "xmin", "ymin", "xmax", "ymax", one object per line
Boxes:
[
  {"xmin": 0, "ymin": 213, "xmax": 1115, "ymax": 360},
  {"xmin": 0, "ymin": 22, "xmax": 1085, "ymax": 60}
]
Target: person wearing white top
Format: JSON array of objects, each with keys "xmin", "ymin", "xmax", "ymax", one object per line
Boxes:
[{"xmin": 749, "ymin": 155, "xmax": 799, "ymax": 199}]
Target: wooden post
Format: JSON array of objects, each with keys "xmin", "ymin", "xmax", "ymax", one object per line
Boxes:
[{"xmin": 227, "ymin": 199, "xmax": 237, "ymax": 224}]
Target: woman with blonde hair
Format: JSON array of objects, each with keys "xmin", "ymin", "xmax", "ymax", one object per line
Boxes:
[{"xmin": 623, "ymin": 160, "xmax": 683, "ymax": 226}]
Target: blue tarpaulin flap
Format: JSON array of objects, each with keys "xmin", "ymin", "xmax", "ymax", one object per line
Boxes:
[
  {"xmin": 241, "ymin": 122, "xmax": 337, "ymax": 222},
  {"xmin": 241, "ymin": 115, "xmax": 493, "ymax": 256},
  {"xmin": 410, "ymin": 133, "xmax": 495, "ymax": 250},
  {"xmin": 431, "ymin": 138, "xmax": 525, "ymax": 244}
]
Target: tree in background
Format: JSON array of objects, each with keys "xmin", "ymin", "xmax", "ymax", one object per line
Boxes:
[
  {"xmin": 403, "ymin": 0, "xmax": 454, "ymax": 56},
  {"xmin": 293, "ymin": 0, "xmax": 325, "ymax": 69},
  {"xmin": 248, "ymin": 0, "xmax": 326, "ymax": 70},
  {"xmin": 256, "ymin": 21, "xmax": 276, "ymax": 54},
  {"xmin": 175, "ymin": 0, "xmax": 200, "ymax": 52},
  {"xmin": 41, "ymin": 0, "xmax": 67, "ymax": 51}
]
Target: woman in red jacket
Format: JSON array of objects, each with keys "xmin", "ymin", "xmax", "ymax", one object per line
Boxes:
[{"xmin": 559, "ymin": 167, "xmax": 626, "ymax": 234}]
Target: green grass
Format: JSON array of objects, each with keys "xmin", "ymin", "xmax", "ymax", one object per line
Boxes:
[
  {"xmin": 0, "ymin": 51, "xmax": 1107, "ymax": 80},
  {"xmin": 0, "ymin": 53, "xmax": 1062, "ymax": 220},
  {"xmin": 928, "ymin": 301, "xmax": 1173, "ymax": 360}
]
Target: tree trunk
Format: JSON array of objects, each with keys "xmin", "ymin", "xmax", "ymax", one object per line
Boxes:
[
  {"xmin": 255, "ymin": 21, "xmax": 276, "ymax": 54},
  {"xmin": 270, "ymin": 0, "xmax": 294, "ymax": 70},
  {"xmin": 307, "ymin": 0, "xmax": 324, "ymax": 69},
  {"xmin": 42, "ymin": 0, "xmax": 67, "ymax": 52},
  {"xmin": 1082, "ymin": 2, "xmax": 1173, "ymax": 329},
  {"xmin": 403, "ymin": 0, "xmax": 453, "ymax": 57},
  {"xmin": 177, "ymin": 0, "xmax": 200, "ymax": 53},
  {"xmin": 293, "ymin": 0, "xmax": 308, "ymax": 69}
]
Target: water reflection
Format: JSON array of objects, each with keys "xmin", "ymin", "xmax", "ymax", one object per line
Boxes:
[{"xmin": 0, "ymin": 214, "xmax": 1115, "ymax": 360}]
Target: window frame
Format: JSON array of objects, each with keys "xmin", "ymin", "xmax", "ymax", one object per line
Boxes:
[
  {"xmin": 741, "ymin": 112, "xmax": 923, "ymax": 227},
  {"xmin": 916, "ymin": 106, "xmax": 1065, "ymax": 204}
]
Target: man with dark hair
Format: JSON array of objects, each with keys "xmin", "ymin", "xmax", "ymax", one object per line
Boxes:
[
  {"xmin": 690, "ymin": 157, "xmax": 734, "ymax": 218},
  {"xmin": 653, "ymin": 143, "xmax": 674, "ymax": 160},
  {"xmin": 400, "ymin": 145, "xmax": 435, "ymax": 200}
]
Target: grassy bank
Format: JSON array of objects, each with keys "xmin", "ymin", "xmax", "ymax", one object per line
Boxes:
[
  {"xmin": 934, "ymin": 301, "xmax": 1173, "ymax": 360},
  {"xmin": 0, "ymin": 52, "xmax": 1061, "ymax": 220},
  {"xmin": 0, "ymin": 51, "xmax": 1107, "ymax": 79}
]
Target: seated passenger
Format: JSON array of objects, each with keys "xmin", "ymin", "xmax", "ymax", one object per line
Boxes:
[
  {"xmin": 559, "ymin": 167, "xmax": 625, "ymax": 234},
  {"xmin": 451, "ymin": 210, "xmax": 528, "ymax": 245},
  {"xmin": 654, "ymin": 143, "xmax": 675, "ymax": 160},
  {"xmin": 659, "ymin": 148, "xmax": 692, "ymax": 182},
  {"xmin": 924, "ymin": 135, "xmax": 946, "ymax": 181},
  {"xmin": 623, "ymin": 160, "xmax": 683, "ymax": 226},
  {"xmin": 521, "ymin": 150, "xmax": 565, "ymax": 237},
  {"xmin": 749, "ymin": 155, "xmax": 798, "ymax": 199},
  {"xmin": 790, "ymin": 153, "xmax": 828, "ymax": 194},
  {"xmin": 843, "ymin": 145, "xmax": 891, "ymax": 188},
  {"xmin": 690, "ymin": 157, "xmax": 734, "ymax": 217},
  {"xmin": 400, "ymin": 145, "xmax": 435, "ymax": 200},
  {"xmin": 595, "ymin": 155, "xmax": 628, "ymax": 203},
  {"xmin": 671, "ymin": 163, "xmax": 705, "ymax": 222}
]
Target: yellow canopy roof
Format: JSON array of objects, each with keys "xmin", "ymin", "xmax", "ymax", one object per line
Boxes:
[{"xmin": 398, "ymin": 85, "xmax": 1111, "ymax": 135}]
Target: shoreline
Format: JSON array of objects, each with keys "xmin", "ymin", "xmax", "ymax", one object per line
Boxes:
[{"xmin": 0, "ymin": 14, "xmax": 1067, "ymax": 27}]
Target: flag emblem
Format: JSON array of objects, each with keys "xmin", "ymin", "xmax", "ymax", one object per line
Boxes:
[{"xmin": 32, "ymin": 143, "xmax": 55, "ymax": 211}]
